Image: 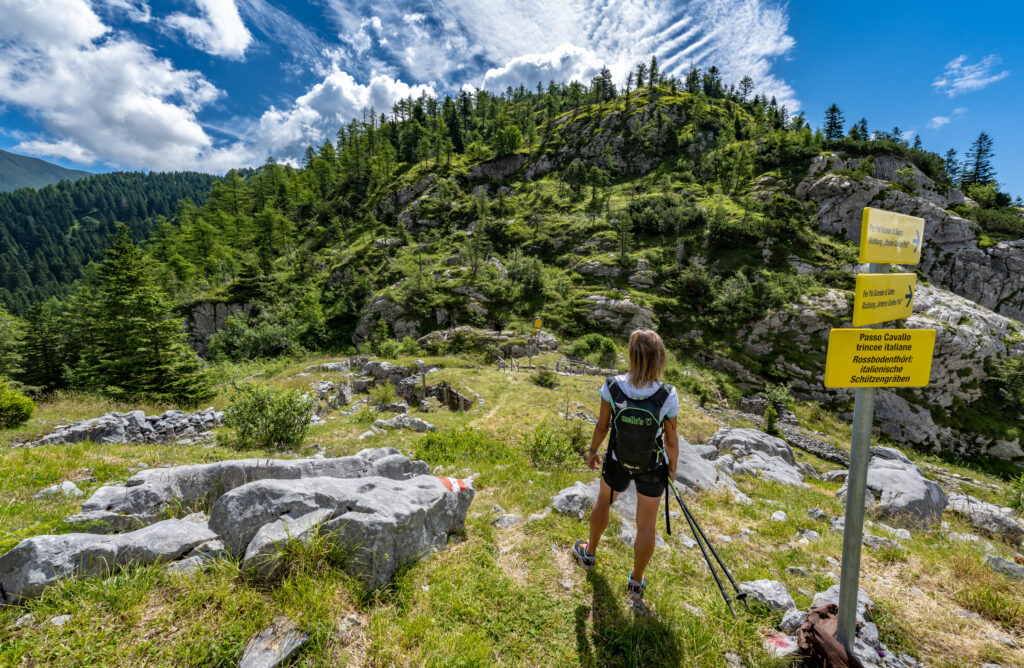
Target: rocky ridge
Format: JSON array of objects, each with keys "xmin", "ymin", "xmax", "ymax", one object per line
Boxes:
[
  {"xmin": 22, "ymin": 408, "xmax": 223, "ymax": 448},
  {"xmin": 797, "ymin": 154, "xmax": 1024, "ymax": 322},
  {"xmin": 738, "ymin": 282, "xmax": 1024, "ymax": 462},
  {"xmin": 0, "ymin": 449, "xmax": 472, "ymax": 601}
]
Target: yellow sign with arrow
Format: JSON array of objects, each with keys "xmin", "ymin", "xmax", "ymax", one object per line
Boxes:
[
  {"xmin": 858, "ymin": 208, "xmax": 925, "ymax": 264},
  {"xmin": 852, "ymin": 273, "xmax": 916, "ymax": 327}
]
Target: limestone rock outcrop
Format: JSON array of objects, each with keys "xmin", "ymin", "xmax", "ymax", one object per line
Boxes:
[
  {"xmin": 209, "ymin": 474, "xmax": 474, "ymax": 589},
  {"xmin": 0, "ymin": 519, "xmax": 217, "ymax": 603},
  {"xmin": 798, "ymin": 154, "xmax": 1024, "ymax": 322},
  {"xmin": 738, "ymin": 283, "xmax": 1024, "ymax": 462},
  {"xmin": 64, "ymin": 447, "xmax": 429, "ymax": 533},
  {"xmin": 837, "ymin": 447, "xmax": 947, "ymax": 528},
  {"xmin": 23, "ymin": 409, "xmax": 223, "ymax": 448}
]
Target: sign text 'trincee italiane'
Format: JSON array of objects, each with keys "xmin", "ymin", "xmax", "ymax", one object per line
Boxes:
[{"xmin": 824, "ymin": 328, "xmax": 936, "ymax": 387}]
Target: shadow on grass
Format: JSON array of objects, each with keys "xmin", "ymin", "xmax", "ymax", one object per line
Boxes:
[{"xmin": 575, "ymin": 570, "xmax": 682, "ymax": 668}]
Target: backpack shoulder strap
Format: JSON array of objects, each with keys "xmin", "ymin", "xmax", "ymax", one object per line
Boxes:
[{"xmin": 606, "ymin": 377, "xmax": 627, "ymax": 404}]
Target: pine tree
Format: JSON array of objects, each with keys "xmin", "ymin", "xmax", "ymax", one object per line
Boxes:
[
  {"xmin": 943, "ymin": 148, "xmax": 960, "ymax": 184},
  {"xmin": 19, "ymin": 301, "xmax": 64, "ymax": 390},
  {"xmin": 964, "ymin": 131, "xmax": 996, "ymax": 186},
  {"xmin": 648, "ymin": 55, "xmax": 659, "ymax": 86},
  {"xmin": 635, "ymin": 62, "xmax": 647, "ymax": 88},
  {"xmin": 912, "ymin": 135, "xmax": 923, "ymax": 150},
  {"xmin": 823, "ymin": 104, "xmax": 845, "ymax": 140},
  {"xmin": 0, "ymin": 306, "xmax": 21, "ymax": 379},
  {"xmin": 856, "ymin": 118, "xmax": 869, "ymax": 140},
  {"xmin": 73, "ymin": 226, "xmax": 211, "ymax": 403},
  {"xmin": 738, "ymin": 76, "xmax": 754, "ymax": 101}
]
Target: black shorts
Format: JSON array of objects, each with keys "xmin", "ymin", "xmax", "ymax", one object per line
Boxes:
[{"xmin": 602, "ymin": 454, "xmax": 668, "ymax": 498}]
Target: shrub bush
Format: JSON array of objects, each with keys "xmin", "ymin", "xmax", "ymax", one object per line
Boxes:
[
  {"xmin": 369, "ymin": 382, "xmax": 396, "ymax": 406},
  {"xmin": 531, "ymin": 368, "xmax": 559, "ymax": 389},
  {"xmin": 567, "ymin": 333, "xmax": 617, "ymax": 368},
  {"xmin": 398, "ymin": 336, "xmax": 420, "ymax": 355},
  {"xmin": 0, "ymin": 382, "xmax": 34, "ymax": 429},
  {"xmin": 224, "ymin": 382, "xmax": 313, "ymax": 451},
  {"xmin": 524, "ymin": 421, "xmax": 587, "ymax": 469}
]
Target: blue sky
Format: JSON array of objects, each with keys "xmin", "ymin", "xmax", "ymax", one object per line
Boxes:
[{"xmin": 0, "ymin": 0, "xmax": 1020, "ymax": 196}]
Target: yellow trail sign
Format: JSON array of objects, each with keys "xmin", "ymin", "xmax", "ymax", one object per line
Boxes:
[
  {"xmin": 859, "ymin": 208, "xmax": 925, "ymax": 264},
  {"xmin": 532, "ymin": 317, "xmax": 543, "ymax": 331},
  {"xmin": 824, "ymin": 328, "xmax": 936, "ymax": 388},
  {"xmin": 852, "ymin": 273, "xmax": 916, "ymax": 327}
]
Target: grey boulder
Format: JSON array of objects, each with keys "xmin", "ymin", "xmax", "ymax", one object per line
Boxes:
[
  {"xmin": 862, "ymin": 534, "xmax": 903, "ymax": 551},
  {"xmin": 65, "ymin": 447, "xmax": 428, "ymax": 533},
  {"xmin": 373, "ymin": 414, "xmax": 437, "ymax": 432},
  {"xmin": 812, "ymin": 584, "xmax": 873, "ymax": 625},
  {"xmin": 239, "ymin": 615, "xmax": 308, "ymax": 668},
  {"xmin": 0, "ymin": 519, "xmax": 216, "ymax": 602},
  {"xmin": 837, "ymin": 447, "xmax": 947, "ymax": 528},
  {"xmin": 739, "ymin": 579, "xmax": 795, "ymax": 612},
  {"xmin": 675, "ymin": 439, "xmax": 740, "ymax": 494},
  {"xmin": 708, "ymin": 428, "xmax": 796, "ymax": 465},
  {"xmin": 243, "ymin": 509, "xmax": 334, "ymax": 580},
  {"xmin": 984, "ymin": 554, "xmax": 1024, "ymax": 579},
  {"xmin": 551, "ymin": 479, "xmax": 601, "ymax": 519},
  {"xmin": 33, "ymin": 481, "xmax": 83, "ymax": 499},
  {"xmin": 947, "ymin": 492, "xmax": 1024, "ymax": 542},
  {"xmin": 707, "ymin": 428, "xmax": 806, "ymax": 487},
  {"xmin": 779, "ymin": 608, "xmax": 807, "ymax": 633},
  {"xmin": 209, "ymin": 474, "xmax": 473, "ymax": 589}
]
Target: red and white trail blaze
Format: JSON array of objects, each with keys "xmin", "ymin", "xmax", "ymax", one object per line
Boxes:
[{"xmin": 437, "ymin": 477, "xmax": 470, "ymax": 492}]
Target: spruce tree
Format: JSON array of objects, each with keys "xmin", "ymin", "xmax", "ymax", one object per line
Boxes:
[
  {"xmin": 0, "ymin": 306, "xmax": 21, "ymax": 379},
  {"xmin": 648, "ymin": 55, "xmax": 659, "ymax": 85},
  {"xmin": 943, "ymin": 148, "xmax": 960, "ymax": 184},
  {"xmin": 823, "ymin": 104, "xmax": 845, "ymax": 140},
  {"xmin": 738, "ymin": 76, "xmax": 754, "ymax": 101},
  {"xmin": 73, "ymin": 226, "xmax": 212, "ymax": 403},
  {"xmin": 964, "ymin": 131, "xmax": 996, "ymax": 186},
  {"xmin": 856, "ymin": 118, "xmax": 869, "ymax": 140},
  {"xmin": 19, "ymin": 301, "xmax": 64, "ymax": 391}
]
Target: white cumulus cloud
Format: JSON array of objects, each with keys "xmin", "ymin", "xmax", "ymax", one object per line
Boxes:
[
  {"xmin": 256, "ymin": 69, "xmax": 436, "ymax": 161},
  {"xmin": 928, "ymin": 116, "xmax": 950, "ymax": 129},
  {"xmin": 481, "ymin": 43, "xmax": 603, "ymax": 92},
  {"xmin": 0, "ymin": 0, "xmax": 255, "ymax": 171},
  {"xmin": 933, "ymin": 55, "xmax": 1009, "ymax": 97},
  {"xmin": 322, "ymin": 0, "xmax": 800, "ymax": 110},
  {"xmin": 165, "ymin": 0, "xmax": 253, "ymax": 60}
]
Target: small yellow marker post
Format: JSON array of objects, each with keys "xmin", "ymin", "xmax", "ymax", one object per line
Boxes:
[
  {"xmin": 824, "ymin": 328, "xmax": 936, "ymax": 387},
  {"xmin": 858, "ymin": 207, "xmax": 925, "ymax": 264},
  {"xmin": 532, "ymin": 316, "xmax": 543, "ymax": 332},
  {"xmin": 852, "ymin": 273, "xmax": 917, "ymax": 327}
]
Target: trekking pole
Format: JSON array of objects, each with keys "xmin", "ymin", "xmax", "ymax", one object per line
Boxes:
[
  {"xmin": 668, "ymin": 480, "xmax": 750, "ymax": 616},
  {"xmin": 676, "ymin": 493, "xmax": 751, "ymax": 613}
]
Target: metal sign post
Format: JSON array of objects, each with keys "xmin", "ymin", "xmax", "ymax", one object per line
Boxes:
[
  {"xmin": 835, "ymin": 262, "xmax": 883, "ymax": 650},
  {"xmin": 826, "ymin": 208, "xmax": 932, "ymax": 652}
]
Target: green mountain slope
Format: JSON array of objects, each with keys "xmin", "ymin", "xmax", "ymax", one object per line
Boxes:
[
  {"xmin": 0, "ymin": 150, "xmax": 91, "ymax": 193},
  {"xmin": 1, "ymin": 74, "xmax": 1021, "ymax": 462},
  {"xmin": 0, "ymin": 171, "xmax": 220, "ymax": 312}
]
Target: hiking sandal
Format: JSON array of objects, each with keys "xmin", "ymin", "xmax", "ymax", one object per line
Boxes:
[
  {"xmin": 627, "ymin": 572, "xmax": 647, "ymax": 601},
  {"xmin": 572, "ymin": 539, "xmax": 596, "ymax": 571}
]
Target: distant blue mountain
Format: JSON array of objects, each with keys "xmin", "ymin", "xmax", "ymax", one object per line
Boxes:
[{"xmin": 0, "ymin": 150, "xmax": 92, "ymax": 192}]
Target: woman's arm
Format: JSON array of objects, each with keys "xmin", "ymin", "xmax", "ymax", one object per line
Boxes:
[
  {"xmin": 663, "ymin": 417, "xmax": 678, "ymax": 481},
  {"xmin": 586, "ymin": 400, "xmax": 612, "ymax": 470}
]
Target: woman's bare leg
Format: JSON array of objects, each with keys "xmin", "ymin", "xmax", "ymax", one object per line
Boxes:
[
  {"xmin": 632, "ymin": 492, "xmax": 662, "ymax": 580},
  {"xmin": 587, "ymin": 479, "xmax": 616, "ymax": 554}
]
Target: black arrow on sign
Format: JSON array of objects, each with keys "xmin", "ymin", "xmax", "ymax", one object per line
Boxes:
[
  {"xmin": 905, "ymin": 286, "xmax": 913, "ymax": 309},
  {"xmin": 913, "ymin": 229, "xmax": 921, "ymax": 253}
]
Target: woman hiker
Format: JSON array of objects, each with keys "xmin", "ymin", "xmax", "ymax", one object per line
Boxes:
[{"xmin": 572, "ymin": 328, "xmax": 679, "ymax": 604}]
